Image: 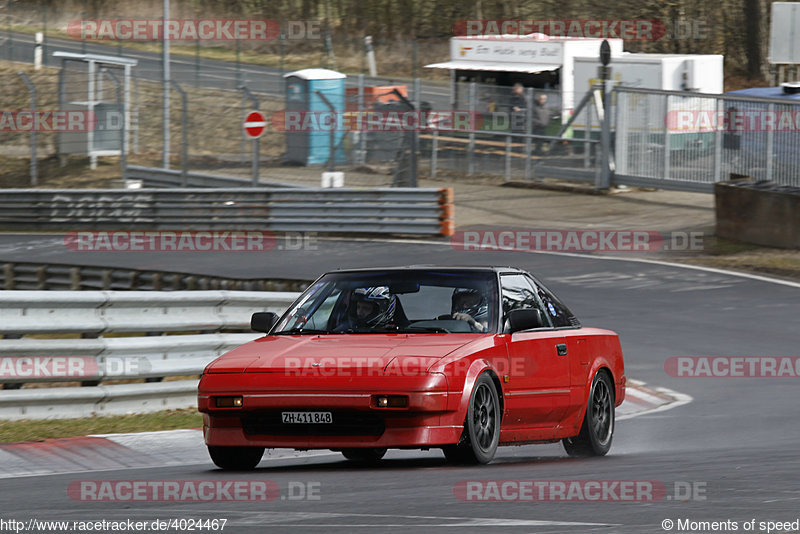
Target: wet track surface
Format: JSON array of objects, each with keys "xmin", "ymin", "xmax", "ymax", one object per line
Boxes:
[{"xmin": 1, "ymin": 236, "xmax": 799, "ymax": 533}]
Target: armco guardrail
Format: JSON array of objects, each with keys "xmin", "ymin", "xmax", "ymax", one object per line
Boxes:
[
  {"xmin": 0, "ymin": 381, "xmax": 201, "ymax": 420},
  {"xmin": 0, "ymin": 290, "xmax": 298, "ymax": 335},
  {"xmin": 2, "ymin": 262, "xmax": 310, "ymax": 291},
  {"xmin": 0, "ymin": 334, "xmax": 258, "ymax": 383},
  {"xmin": 124, "ymin": 165, "xmax": 305, "ymax": 189},
  {"xmin": 0, "ymin": 187, "xmax": 455, "ymax": 236},
  {"xmin": 0, "ymin": 290, "xmax": 301, "ymax": 419}
]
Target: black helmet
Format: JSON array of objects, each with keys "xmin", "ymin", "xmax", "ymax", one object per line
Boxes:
[
  {"xmin": 451, "ymin": 287, "xmax": 488, "ymax": 321},
  {"xmin": 351, "ymin": 286, "xmax": 397, "ymax": 327}
]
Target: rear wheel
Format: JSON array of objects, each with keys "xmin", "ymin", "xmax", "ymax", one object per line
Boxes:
[
  {"xmin": 208, "ymin": 445, "xmax": 265, "ymax": 470},
  {"xmin": 443, "ymin": 373, "xmax": 500, "ymax": 464},
  {"xmin": 563, "ymin": 371, "xmax": 615, "ymax": 457},
  {"xmin": 341, "ymin": 448, "xmax": 387, "ymax": 463}
]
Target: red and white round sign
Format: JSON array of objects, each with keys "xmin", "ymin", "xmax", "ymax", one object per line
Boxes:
[{"xmin": 244, "ymin": 110, "xmax": 267, "ymax": 139}]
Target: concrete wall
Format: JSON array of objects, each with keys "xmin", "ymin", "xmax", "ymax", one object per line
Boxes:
[{"xmin": 715, "ymin": 181, "xmax": 800, "ymax": 248}]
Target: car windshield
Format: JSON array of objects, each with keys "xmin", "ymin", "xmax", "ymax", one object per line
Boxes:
[{"xmin": 272, "ymin": 270, "xmax": 499, "ymax": 334}]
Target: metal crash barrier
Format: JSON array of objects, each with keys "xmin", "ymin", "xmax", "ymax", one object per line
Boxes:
[
  {"xmin": 0, "ymin": 187, "xmax": 455, "ymax": 236},
  {"xmin": 0, "ymin": 290, "xmax": 300, "ymax": 420}
]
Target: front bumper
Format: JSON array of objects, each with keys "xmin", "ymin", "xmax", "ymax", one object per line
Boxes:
[{"xmin": 198, "ymin": 372, "xmax": 463, "ymax": 449}]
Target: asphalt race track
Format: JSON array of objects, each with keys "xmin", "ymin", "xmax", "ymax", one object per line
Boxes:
[{"xmin": 1, "ymin": 236, "xmax": 799, "ymax": 533}]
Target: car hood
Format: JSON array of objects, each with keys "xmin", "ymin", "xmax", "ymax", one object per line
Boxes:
[{"xmin": 204, "ymin": 333, "xmax": 480, "ymax": 374}]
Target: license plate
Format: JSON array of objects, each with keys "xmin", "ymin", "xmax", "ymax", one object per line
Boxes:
[{"xmin": 281, "ymin": 411, "xmax": 333, "ymax": 424}]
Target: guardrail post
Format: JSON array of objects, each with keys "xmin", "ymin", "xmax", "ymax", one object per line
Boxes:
[
  {"xmin": 663, "ymin": 93, "xmax": 671, "ymax": 181},
  {"xmin": 103, "ymin": 69, "xmax": 128, "ymax": 179},
  {"xmin": 17, "ymin": 73, "xmax": 37, "ymax": 186},
  {"xmin": 357, "ymin": 74, "xmax": 367, "ymax": 164},
  {"xmin": 42, "ymin": 4, "xmax": 48, "ymax": 66},
  {"xmin": 7, "ymin": 0, "xmax": 14, "ymax": 61},
  {"xmin": 598, "ymin": 88, "xmax": 613, "ymax": 190},
  {"xmin": 411, "ymin": 77, "xmax": 420, "ymax": 187},
  {"xmin": 70, "ymin": 267, "xmax": 81, "ymax": 290},
  {"xmin": 585, "ymin": 98, "xmax": 592, "ymax": 169},
  {"xmin": 524, "ymin": 87, "xmax": 533, "ymax": 180},
  {"xmin": 133, "ymin": 76, "xmax": 140, "ymax": 154},
  {"xmin": 714, "ymin": 97, "xmax": 723, "ymax": 183},
  {"xmin": 766, "ymin": 102, "xmax": 775, "ymax": 182},
  {"xmin": 505, "ymin": 135, "xmax": 511, "ymax": 182},
  {"xmin": 170, "ymin": 80, "xmax": 189, "ymax": 187},
  {"xmin": 240, "ymin": 85, "xmax": 260, "ymax": 186},
  {"xmin": 431, "ymin": 130, "xmax": 438, "ymax": 178},
  {"xmin": 101, "ymin": 269, "xmax": 112, "ymax": 289},
  {"xmin": 36, "ymin": 265, "xmax": 47, "ymax": 290},
  {"xmin": 467, "ymin": 83, "xmax": 477, "ymax": 175},
  {"xmin": 3, "ymin": 263, "xmax": 13, "ymax": 290}
]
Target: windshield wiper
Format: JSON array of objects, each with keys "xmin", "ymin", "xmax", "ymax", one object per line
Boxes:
[
  {"xmin": 399, "ymin": 326, "xmax": 450, "ymax": 333},
  {"xmin": 273, "ymin": 328, "xmax": 330, "ymax": 335},
  {"xmin": 338, "ymin": 326, "xmax": 403, "ymax": 334}
]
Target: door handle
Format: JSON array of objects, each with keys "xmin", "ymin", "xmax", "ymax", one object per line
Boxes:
[{"xmin": 556, "ymin": 343, "xmax": 567, "ymax": 356}]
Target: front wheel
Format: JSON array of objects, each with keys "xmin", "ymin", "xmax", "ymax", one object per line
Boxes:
[
  {"xmin": 443, "ymin": 373, "xmax": 500, "ymax": 464},
  {"xmin": 563, "ymin": 371, "xmax": 615, "ymax": 457},
  {"xmin": 341, "ymin": 448, "xmax": 387, "ymax": 463},
  {"xmin": 208, "ymin": 445, "xmax": 265, "ymax": 470}
]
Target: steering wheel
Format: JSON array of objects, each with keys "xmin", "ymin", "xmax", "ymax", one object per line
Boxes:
[{"xmin": 435, "ymin": 314, "xmax": 454, "ymax": 320}]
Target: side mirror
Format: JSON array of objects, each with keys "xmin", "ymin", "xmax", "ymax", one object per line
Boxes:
[
  {"xmin": 251, "ymin": 312, "xmax": 279, "ymax": 333},
  {"xmin": 506, "ymin": 308, "xmax": 544, "ymax": 333}
]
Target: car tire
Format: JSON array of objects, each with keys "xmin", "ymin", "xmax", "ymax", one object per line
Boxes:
[
  {"xmin": 562, "ymin": 370, "xmax": 615, "ymax": 457},
  {"xmin": 341, "ymin": 448, "xmax": 387, "ymax": 463},
  {"xmin": 207, "ymin": 445, "xmax": 265, "ymax": 470},
  {"xmin": 443, "ymin": 373, "xmax": 500, "ymax": 464}
]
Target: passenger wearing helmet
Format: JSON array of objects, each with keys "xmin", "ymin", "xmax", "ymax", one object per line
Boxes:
[
  {"xmin": 343, "ymin": 286, "xmax": 398, "ymax": 330},
  {"xmin": 451, "ymin": 288, "xmax": 489, "ymax": 332}
]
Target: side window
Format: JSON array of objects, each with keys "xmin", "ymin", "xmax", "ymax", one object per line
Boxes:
[
  {"xmin": 500, "ymin": 275, "xmax": 548, "ymax": 324},
  {"xmin": 528, "ymin": 276, "xmax": 578, "ymax": 328}
]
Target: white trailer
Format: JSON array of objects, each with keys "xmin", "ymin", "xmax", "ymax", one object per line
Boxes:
[
  {"xmin": 424, "ymin": 38, "xmax": 724, "ymax": 152},
  {"xmin": 572, "ymin": 53, "xmax": 724, "ymax": 150},
  {"xmin": 425, "ymin": 34, "xmax": 624, "ymax": 124},
  {"xmin": 574, "ymin": 53, "xmax": 723, "ymax": 94}
]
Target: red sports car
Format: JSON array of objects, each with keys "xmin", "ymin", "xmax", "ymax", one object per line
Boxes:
[{"xmin": 198, "ymin": 266, "xmax": 625, "ymax": 468}]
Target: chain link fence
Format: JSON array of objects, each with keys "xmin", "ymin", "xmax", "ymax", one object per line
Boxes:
[
  {"xmin": 427, "ymin": 81, "xmax": 598, "ymax": 182},
  {"xmin": 615, "ymin": 87, "xmax": 800, "ymax": 190},
  {"xmin": 4, "ymin": 38, "xmax": 800, "ymax": 191}
]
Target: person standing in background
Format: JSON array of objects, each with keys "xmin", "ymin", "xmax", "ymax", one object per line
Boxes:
[
  {"xmin": 509, "ymin": 83, "xmax": 527, "ymax": 133},
  {"xmin": 532, "ymin": 93, "xmax": 550, "ymax": 154}
]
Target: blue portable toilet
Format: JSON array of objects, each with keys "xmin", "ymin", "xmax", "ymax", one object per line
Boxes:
[{"xmin": 283, "ymin": 68, "xmax": 346, "ymax": 165}]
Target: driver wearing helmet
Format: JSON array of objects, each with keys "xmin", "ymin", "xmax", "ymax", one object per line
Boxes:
[
  {"xmin": 345, "ymin": 286, "xmax": 398, "ymax": 329},
  {"xmin": 451, "ymin": 288, "xmax": 489, "ymax": 332}
]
